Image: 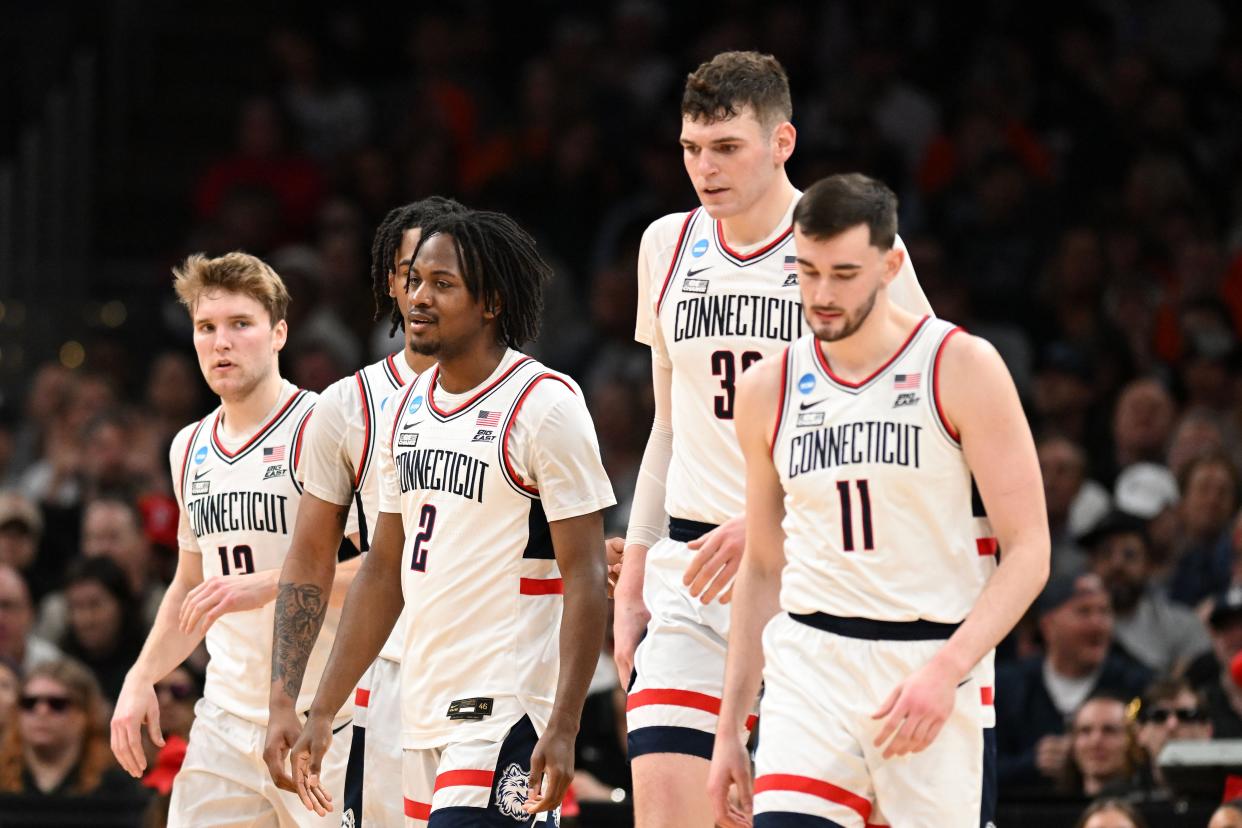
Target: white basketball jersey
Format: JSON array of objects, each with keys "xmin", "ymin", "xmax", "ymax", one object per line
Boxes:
[
  {"xmin": 377, "ymin": 351, "xmax": 614, "ymax": 749},
  {"xmin": 172, "ymin": 384, "xmax": 346, "ymax": 726},
  {"xmin": 637, "ymin": 198, "xmax": 931, "ymax": 527},
  {"xmin": 771, "ymin": 318, "xmax": 998, "ymax": 624}
]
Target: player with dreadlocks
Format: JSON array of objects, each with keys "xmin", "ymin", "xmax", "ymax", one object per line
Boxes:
[
  {"xmin": 291, "ymin": 208, "xmax": 615, "ymax": 825},
  {"xmin": 264, "ymin": 197, "xmax": 465, "ymax": 826}
]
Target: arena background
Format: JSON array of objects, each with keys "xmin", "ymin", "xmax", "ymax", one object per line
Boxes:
[{"xmin": 1, "ymin": 1, "xmax": 1241, "ymax": 826}]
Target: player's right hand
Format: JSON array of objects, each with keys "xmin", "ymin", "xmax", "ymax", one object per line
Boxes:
[
  {"xmin": 290, "ymin": 711, "xmax": 335, "ymax": 816},
  {"xmin": 683, "ymin": 514, "xmax": 746, "ymax": 604},
  {"xmin": 708, "ymin": 730, "xmax": 754, "ymax": 828},
  {"xmin": 110, "ymin": 676, "xmax": 163, "ymax": 778},
  {"xmin": 262, "ymin": 702, "xmax": 304, "ymax": 793},
  {"xmin": 605, "ymin": 536, "xmax": 624, "ymax": 598}
]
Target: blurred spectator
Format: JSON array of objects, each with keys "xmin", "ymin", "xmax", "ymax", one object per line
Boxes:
[
  {"xmin": 996, "ymin": 571, "xmax": 1152, "ymax": 793},
  {"xmin": 0, "ymin": 658, "xmax": 142, "ymax": 798},
  {"xmin": 1040, "ymin": 434, "xmax": 1110, "ymax": 580},
  {"xmin": 1212, "ymin": 801, "xmax": 1242, "ymax": 828},
  {"xmin": 140, "ymin": 663, "xmax": 201, "ymax": 796},
  {"xmin": 9, "ymin": 364, "xmax": 73, "ymax": 479},
  {"xmin": 0, "ymin": 657, "xmax": 18, "ymax": 739},
  {"xmin": 1059, "ymin": 694, "xmax": 1141, "ymax": 798},
  {"xmin": 0, "ymin": 491, "xmax": 42, "ymax": 588},
  {"xmin": 1113, "ymin": 463, "xmax": 1180, "ymax": 577},
  {"xmin": 1074, "ymin": 797, "xmax": 1149, "ymax": 828},
  {"xmin": 1133, "ymin": 678, "xmax": 1211, "ymax": 794},
  {"xmin": 269, "ymin": 27, "xmax": 371, "ymax": 161},
  {"xmin": 57, "ymin": 557, "xmax": 145, "ymax": 704},
  {"xmin": 1110, "ymin": 379, "xmax": 1176, "ymax": 479},
  {"xmin": 0, "ymin": 565, "xmax": 60, "ymax": 674},
  {"xmin": 142, "ymin": 352, "xmax": 205, "ymax": 449},
  {"xmin": 1166, "ymin": 409, "xmax": 1227, "ymax": 479},
  {"xmin": 193, "ymin": 96, "xmax": 325, "ymax": 241},
  {"xmin": 1168, "ymin": 452, "xmax": 1237, "ymax": 606},
  {"xmin": 1190, "ymin": 586, "xmax": 1242, "ymax": 738},
  {"xmin": 1081, "ymin": 510, "xmax": 1211, "ymax": 674},
  {"xmin": 1032, "ymin": 342, "xmax": 1099, "ymax": 452},
  {"xmin": 38, "ymin": 496, "xmax": 166, "ymax": 644}
]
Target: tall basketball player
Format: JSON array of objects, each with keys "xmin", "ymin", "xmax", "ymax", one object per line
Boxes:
[
  {"xmin": 613, "ymin": 51, "xmax": 931, "ymax": 827},
  {"xmin": 264, "ymin": 197, "xmax": 466, "ymax": 827},
  {"xmin": 111, "ymin": 252, "xmax": 353, "ymax": 826},
  {"xmin": 708, "ymin": 174, "xmax": 1049, "ymax": 827},
  {"xmin": 289, "ymin": 208, "xmax": 614, "ymax": 825}
]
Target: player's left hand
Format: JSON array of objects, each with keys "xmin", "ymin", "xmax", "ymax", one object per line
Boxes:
[
  {"xmin": 179, "ymin": 571, "xmax": 279, "ymax": 635},
  {"xmin": 605, "ymin": 536, "xmax": 624, "ymax": 598},
  {"xmin": 524, "ymin": 722, "xmax": 575, "ymax": 814},
  {"xmin": 871, "ymin": 656, "xmax": 958, "ymax": 759},
  {"xmin": 683, "ymin": 514, "xmax": 746, "ymax": 604}
]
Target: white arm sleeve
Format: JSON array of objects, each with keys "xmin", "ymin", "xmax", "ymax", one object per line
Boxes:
[
  {"xmin": 888, "ymin": 233, "xmax": 934, "ymax": 317},
  {"xmin": 625, "ymin": 356, "xmax": 673, "ymax": 550}
]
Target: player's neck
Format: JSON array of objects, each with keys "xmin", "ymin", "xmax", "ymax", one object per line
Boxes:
[
  {"xmin": 218, "ymin": 369, "xmax": 285, "ymax": 438},
  {"xmin": 401, "ymin": 340, "xmax": 436, "ymax": 375},
  {"xmin": 436, "ymin": 339, "xmax": 509, "ymax": 395},
  {"xmin": 817, "ymin": 301, "xmax": 923, "ymax": 383},
  {"xmin": 718, "ymin": 174, "xmax": 797, "ymax": 248}
]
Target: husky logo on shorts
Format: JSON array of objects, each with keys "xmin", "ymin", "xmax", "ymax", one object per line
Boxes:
[
  {"xmin": 340, "ymin": 809, "xmax": 355, "ymax": 828},
  {"xmin": 495, "ymin": 762, "xmax": 531, "ymax": 821}
]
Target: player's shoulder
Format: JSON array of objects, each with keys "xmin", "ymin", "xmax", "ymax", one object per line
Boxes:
[
  {"xmin": 737, "ymin": 345, "xmax": 790, "ymax": 397},
  {"xmin": 313, "ymin": 372, "xmax": 360, "ymax": 416},
  {"xmin": 935, "ymin": 323, "xmax": 999, "ymax": 369},
  {"xmin": 510, "ymin": 358, "xmax": 585, "ymax": 422}
]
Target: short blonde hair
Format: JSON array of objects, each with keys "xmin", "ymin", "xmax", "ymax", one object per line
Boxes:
[{"xmin": 173, "ymin": 252, "xmax": 290, "ymax": 323}]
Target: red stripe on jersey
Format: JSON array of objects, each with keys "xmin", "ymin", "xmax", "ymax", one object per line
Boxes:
[
  {"xmin": 434, "ymin": 769, "xmax": 495, "ymax": 792},
  {"xmin": 771, "ymin": 347, "xmax": 790, "ymax": 459},
  {"xmin": 754, "ymin": 774, "xmax": 872, "ymax": 822},
  {"xmin": 385, "ymin": 352, "xmax": 402, "ymax": 386},
  {"xmin": 976, "ymin": 537, "xmax": 998, "ymax": 556},
  {"xmin": 934, "ymin": 328, "xmax": 965, "ymax": 443},
  {"xmin": 654, "ymin": 209, "xmax": 699, "ymax": 315},
  {"xmin": 714, "ymin": 219, "xmax": 793, "ymax": 262},
  {"xmin": 501, "ymin": 374, "xmax": 575, "ymax": 495},
  {"xmin": 354, "ymin": 372, "xmax": 371, "ymax": 488},
  {"xmin": 427, "ymin": 357, "xmax": 532, "ymax": 419},
  {"xmin": 354, "ymin": 687, "xmax": 370, "ymax": 708},
  {"xmin": 292, "ymin": 410, "xmax": 312, "ymax": 473},
  {"xmin": 814, "ymin": 316, "xmax": 930, "ymax": 389},
  {"xmin": 403, "ymin": 798, "xmax": 430, "ymax": 820},
  {"xmin": 211, "ymin": 389, "xmax": 303, "ymax": 458},
  {"xmin": 178, "ymin": 418, "xmax": 207, "ymax": 504},
  {"xmin": 981, "ymin": 686, "xmax": 994, "ymax": 706},
  {"xmin": 520, "ymin": 577, "xmax": 563, "ymax": 595}
]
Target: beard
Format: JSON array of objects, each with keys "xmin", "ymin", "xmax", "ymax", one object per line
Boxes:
[{"xmin": 810, "ymin": 284, "xmax": 880, "ymax": 343}]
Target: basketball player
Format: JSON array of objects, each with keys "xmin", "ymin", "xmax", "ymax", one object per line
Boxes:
[
  {"xmin": 707, "ymin": 174, "xmax": 1049, "ymax": 827},
  {"xmin": 289, "ymin": 208, "xmax": 614, "ymax": 825},
  {"xmin": 612, "ymin": 51, "xmax": 931, "ymax": 827},
  {"xmin": 111, "ymin": 252, "xmax": 354, "ymax": 826},
  {"xmin": 263, "ymin": 197, "xmax": 466, "ymax": 827}
]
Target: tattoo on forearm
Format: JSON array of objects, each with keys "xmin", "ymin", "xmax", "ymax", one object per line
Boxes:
[{"xmin": 272, "ymin": 582, "xmax": 327, "ymax": 701}]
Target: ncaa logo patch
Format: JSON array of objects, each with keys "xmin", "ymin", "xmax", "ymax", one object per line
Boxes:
[
  {"xmin": 408, "ymin": 394, "xmax": 424, "ymax": 414},
  {"xmin": 691, "ymin": 238, "xmax": 709, "ymax": 258},
  {"xmin": 193, "ymin": 445, "xmax": 208, "ymax": 465},
  {"xmin": 495, "ymin": 763, "xmax": 531, "ymax": 821},
  {"xmin": 798, "ymin": 373, "xmax": 816, "ymax": 395}
]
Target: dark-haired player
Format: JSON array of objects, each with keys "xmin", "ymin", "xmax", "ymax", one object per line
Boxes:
[
  {"xmin": 613, "ymin": 51, "xmax": 932, "ymax": 827},
  {"xmin": 709, "ymin": 174, "xmax": 1047, "ymax": 827},
  {"xmin": 263, "ymin": 197, "xmax": 465, "ymax": 827},
  {"xmin": 291, "ymin": 209, "xmax": 614, "ymax": 825}
]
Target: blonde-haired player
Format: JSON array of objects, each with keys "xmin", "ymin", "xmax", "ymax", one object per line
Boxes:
[
  {"xmin": 111, "ymin": 252, "xmax": 352, "ymax": 826},
  {"xmin": 709, "ymin": 174, "xmax": 1048, "ymax": 827}
]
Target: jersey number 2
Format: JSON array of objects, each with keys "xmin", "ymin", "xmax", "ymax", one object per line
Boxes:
[
  {"xmin": 711, "ymin": 350, "xmax": 762, "ymax": 419},
  {"xmin": 216, "ymin": 544, "xmax": 255, "ymax": 575},
  {"xmin": 836, "ymin": 480, "xmax": 875, "ymax": 552},
  {"xmin": 410, "ymin": 504, "xmax": 437, "ymax": 572}
]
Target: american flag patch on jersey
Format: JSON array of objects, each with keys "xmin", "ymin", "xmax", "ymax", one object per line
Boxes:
[
  {"xmin": 263, "ymin": 445, "xmax": 286, "ymax": 462},
  {"xmin": 783, "ymin": 255, "xmax": 797, "ymax": 271},
  {"xmin": 476, "ymin": 410, "xmax": 502, "ymax": 428},
  {"xmin": 893, "ymin": 373, "xmax": 921, "ymax": 389}
]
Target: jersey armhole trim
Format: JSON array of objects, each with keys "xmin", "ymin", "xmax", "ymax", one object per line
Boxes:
[
  {"xmin": 654, "ymin": 209, "xmax": 700, "ymax": 316},
  {"xmin": 770, "ymin": 347, "xmax": 792, "ymax": 460},
  {"xmin": 354, "ymin": 370, "xmax": 375, "ymax": 489},
  {"xmin": 932, "ymin": 327, "xmax": 965, "ymax": 445},
  {"xmin": 500, "ymin": 373, "xmax": 576, "ymax": 498},
  {"xmin": 290, "ymin": 408, "xmax": 314, "ymax": 494},
  {"xmin": 178, "ymin": 418, "xmax": 209, "ymax": 505}
]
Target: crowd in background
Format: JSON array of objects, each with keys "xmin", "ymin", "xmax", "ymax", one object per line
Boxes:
[{"xmin": 4, "ymin": 1, "xmax": 1242, "ymax": 824}]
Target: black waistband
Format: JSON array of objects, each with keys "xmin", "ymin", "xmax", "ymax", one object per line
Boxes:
[
  {"xmin": 789, "ymin": 612, "xmax": 960, "ymax": 641},
  {"xmin": 669, "ymin": 517, "xmax": 719, "ymax": 543}
]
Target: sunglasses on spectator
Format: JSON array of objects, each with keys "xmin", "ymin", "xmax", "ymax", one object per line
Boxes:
[
  {"xmin": 155, "ymin": 682, "xmax": 194, "ymax": 701},
  {"xmin": 1143, "ymin": 707, "xmax": 1206, "ymax": 724},
  {"xmin": 18, "ymin": 695, "xmax": 74, "ymax": 713}
]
